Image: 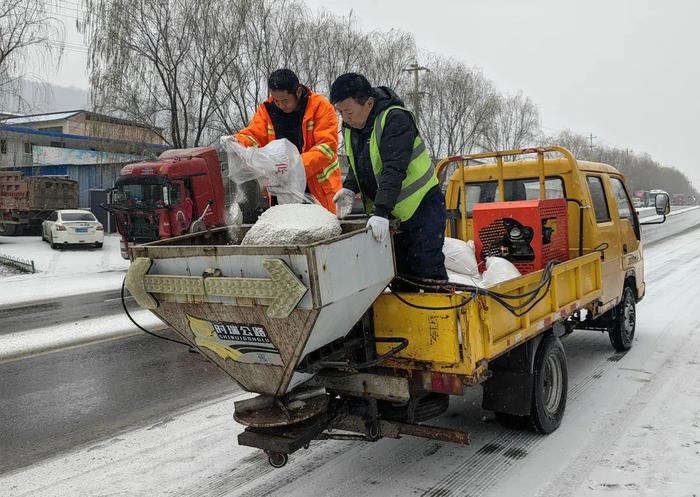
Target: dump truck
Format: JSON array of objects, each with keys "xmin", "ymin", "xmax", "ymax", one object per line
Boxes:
[
  {"xmin": 124, "ymin": 147, "xmax": 669, "ymax": 468},
  {"xmin": 0, "ymin": 171, "xmax": 78, "ymax": 236}
]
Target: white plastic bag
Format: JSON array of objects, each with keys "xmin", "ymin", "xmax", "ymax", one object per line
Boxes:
[
  {"xmin": 221, "ymin": 136, "xmax": 309, "ymax": 204},
  {"xmin": 481, "ymin": 257, "xmax": 521, "ymax": 287},
  {"xmin": 447, "ymin": 270, "xmax": 484, "ymax": 288},
  {"xmin": 442, "ymin": 237, "xmax": 479, "ymax": 277}
]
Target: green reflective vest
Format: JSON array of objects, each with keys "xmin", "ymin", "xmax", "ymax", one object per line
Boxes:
[{"xmin": 344, "ymin": 105, "xmax": 438, "ymax": 222}]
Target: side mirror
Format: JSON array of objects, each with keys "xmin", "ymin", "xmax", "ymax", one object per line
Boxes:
[{"xmin": 655, "ymin": 192, "xmax": 670, "ymax": 216}]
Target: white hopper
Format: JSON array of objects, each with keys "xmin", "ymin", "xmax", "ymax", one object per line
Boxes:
[{"xmin": 125, "ymin": 222, "xmax": 395, "ymax": 395}]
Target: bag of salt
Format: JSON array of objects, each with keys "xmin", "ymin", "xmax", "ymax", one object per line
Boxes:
[
  {"xmin": 481, "ymin": 257, "xmax": 521, "ymax": 287},
  {"xmin": 221, "ymin": 137, "xmax": 308, "ymax": 204},
  {"xmin": 442, "ymin": 237, "xmax": 479, "ymax": 277}
]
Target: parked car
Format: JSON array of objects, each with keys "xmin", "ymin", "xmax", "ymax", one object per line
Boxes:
[{"xmin": 41, "ymin": 209, "xmax": 104, "ymax": 249}]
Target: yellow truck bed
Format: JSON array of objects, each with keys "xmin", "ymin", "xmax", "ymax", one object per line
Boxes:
[{"xmin": 375, "ymin": 252, "xmax": 602, "ymax": 381}]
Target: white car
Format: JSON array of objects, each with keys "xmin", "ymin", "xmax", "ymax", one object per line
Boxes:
[{"xmin": 42, "ymin": 209, "xmax": 104, "ymax": 249}]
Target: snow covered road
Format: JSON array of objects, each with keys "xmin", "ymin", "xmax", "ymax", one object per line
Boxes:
[{"xmin": 2, "ymin": 226, "xmax": 700, "ymax": 496}]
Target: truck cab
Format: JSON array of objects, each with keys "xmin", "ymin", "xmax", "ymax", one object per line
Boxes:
[
  {"xmin": 440, "ymin": 149, "xmax": 665, "ymax": 319},
  {"xmin": 107, "ymin": 147, "xmax": 226, "ymax": 258}
]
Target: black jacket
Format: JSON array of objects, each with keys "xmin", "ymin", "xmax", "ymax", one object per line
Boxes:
[{"xmin": 343, "ymin": 87, "xmax": 417, "ymax": 219}]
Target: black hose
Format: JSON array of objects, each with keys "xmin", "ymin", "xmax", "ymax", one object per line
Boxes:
[
  {"xmin": 120, "ymin": 276, "xmax": 190, "ymax": 347},
  {"xmin": 393, "ymin": 260, "xmax": 558, "ymax": 317},
  {"xmin": 392, "ymin": 291, "xmax": 474, "ymax": 310}
]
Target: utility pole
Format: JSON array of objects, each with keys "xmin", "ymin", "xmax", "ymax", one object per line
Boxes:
[
  {"xmin": 588, "ymin": 133, "xmax": 596, "ymax": 154},
  {"xmin": 402, "ymin": 62, "xmax": 429, "ymax": 125}
]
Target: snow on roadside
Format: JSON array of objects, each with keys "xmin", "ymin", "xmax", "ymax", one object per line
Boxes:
[
  {"xmin": 0, "ymin": 310, "xmax": 166, "ymax": 362},
  {"xmin": 0, "ymin": 234, "xmax": 128, "ymax": 306}
]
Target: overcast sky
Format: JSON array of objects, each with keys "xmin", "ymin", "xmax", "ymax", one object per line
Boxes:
[{"xmin": 47, "ymin": 0, "xmax": 700, "ymax": 187}]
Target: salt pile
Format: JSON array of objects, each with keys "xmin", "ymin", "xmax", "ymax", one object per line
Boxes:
[{"xmin": 241, "ymin": 204, "xmax": 342, "ymax": 245}]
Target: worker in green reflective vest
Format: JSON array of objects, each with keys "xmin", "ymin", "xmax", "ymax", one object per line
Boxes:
[{"xmin": 330, "ymin": 73, "xmax": 447, "ymax": 288}]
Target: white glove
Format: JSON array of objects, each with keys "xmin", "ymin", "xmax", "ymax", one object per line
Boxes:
[
  {"xmin": 367, "ymin": 215, "xmax": 390, "ymax": 242},
  {"xmin": 333, "ymin": 188, "xmax": 355, "ymax": 219}
]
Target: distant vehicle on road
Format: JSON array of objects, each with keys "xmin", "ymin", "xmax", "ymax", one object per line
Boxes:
[
  {"xmin": 649, "ymin": 189, "xmax": 669, "ymax": 209},
  {"xmin": 632, "ymin": 197, "xmax": 644, "ymax": 208},
  {"xmin": 634, "ymin": 190, "xmax": 650, "ymax": 207},
  {"xmin": 0, "ymin": 171, "xmax": 78, "ymax": 236},
  {"xmin": 41, "ymin": 209, "xmax": 104, "ymax": 249}
]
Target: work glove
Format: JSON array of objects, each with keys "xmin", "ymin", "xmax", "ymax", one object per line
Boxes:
[
  {"xmin": 367, "ymin": 215, "xmax": 390, "ymax": 242},
  {"xmin": 332, "ymin": 188, "xmax": 355, "ymax": 219}
]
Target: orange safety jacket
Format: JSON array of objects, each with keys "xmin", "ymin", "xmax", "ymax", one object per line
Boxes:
[{"xmin": 235, "ymin": 88, "xmax": 341, "ymax": 213}]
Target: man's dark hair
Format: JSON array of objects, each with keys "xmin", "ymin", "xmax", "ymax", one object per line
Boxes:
[
  {"xmin": 330, "ymin": 73, "xmax": 373, "ymax": 104},
  {"xmin": 268, "ymin": 69, "xmax": 300, "ymax": 93}
]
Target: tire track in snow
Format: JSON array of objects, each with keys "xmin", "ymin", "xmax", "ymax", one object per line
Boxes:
[
  {"xmin": 187, "ymin": 228, "xmax": 700, "ymax": 497},
  {"xmin": 536, "ymin": 321, "xmax": 700, "ymax": 497},
  {"xmin": 418, "ymin": 231, "xmax": 700, "ymax": 497}
]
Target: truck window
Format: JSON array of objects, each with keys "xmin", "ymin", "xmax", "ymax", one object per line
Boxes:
[
  {"xmin": 610, "ymin": 176, "xmax": 640, "ymax": 240},
  {"xmin": 461, "ymin": 177, "xmax": 565, "ymax": 216},
  {"xmin": 609, "ymin": 177, "xmax": 633, "ymax": 221},
  {"xmin": 61, "ymin": 212, "xmax": 97, "ymax": 222},
  {"xmin": 169, "ymin": 184, "xmax": 182, "ymax": 206},
  {"xmin": 586, "ymin": 176, "xmax": 611, "ymax": 223}
]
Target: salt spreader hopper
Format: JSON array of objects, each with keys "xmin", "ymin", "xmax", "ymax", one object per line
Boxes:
[{"xmin": 125, "ymin": 222, "xmax": 395, "ymax": 395}]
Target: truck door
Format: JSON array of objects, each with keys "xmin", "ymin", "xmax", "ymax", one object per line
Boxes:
[
  {"xmin": 586, "ymin": 175, "xmax": 624, "ymax": 308},
  {"xmin": 608, "ymin": 176, "xmax": 643, "ymax": 296},
  {"xmin": 166, "ymin": 181, "xmax": 188, "ymax": 235}
]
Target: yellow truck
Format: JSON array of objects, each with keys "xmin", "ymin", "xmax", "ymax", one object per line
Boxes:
[{"xmin": 125, "ymin": 147, "xmax": 669, "ymax": 468}]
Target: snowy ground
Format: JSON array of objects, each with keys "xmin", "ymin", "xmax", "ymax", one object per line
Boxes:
[
  {"xmin": 0, "ymin": 311, "xmax": 165, "ymax": 362},
  {"xmin": 0, "ymin": 234, "xmax": 128, "ymax": 306},
  {"xmin": 2, "ymin": 225, "xmax": 700, "ymax": 495}
]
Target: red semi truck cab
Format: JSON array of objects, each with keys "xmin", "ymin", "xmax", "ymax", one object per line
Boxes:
[{"xmin": 107, "ymin": 147, "xmax": 227, "ymax": 258}]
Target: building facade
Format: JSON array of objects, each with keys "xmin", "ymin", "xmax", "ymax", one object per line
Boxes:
[{"xmin": 0, "ymin": 111, "xmax": 169, "ymax": 208}]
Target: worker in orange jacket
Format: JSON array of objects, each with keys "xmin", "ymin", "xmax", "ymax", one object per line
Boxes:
[{"xmin": 235, "ymin": 69, "xmax": 342, "ymax": 213}]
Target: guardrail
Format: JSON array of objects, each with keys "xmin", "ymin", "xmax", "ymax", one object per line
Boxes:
[{"xmin": 0, "ymin": 253, "xmax": 36, "ymax": 273}]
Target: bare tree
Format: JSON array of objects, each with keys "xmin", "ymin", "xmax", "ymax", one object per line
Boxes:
[
  {"xmin": 364, "ymin": 29, "xmax": 416, "ymax": 92},
  {"xmin": 481, "ymin": 92, "xmax": 540, "ymax": 153},
  {"xmin": 0, "ymin": 0, "xmax": 63, "ymax": 111},
  {"xmin": 544, "ymin": 130, "xmax": 592, "ymax": 160},
  {"xmin": 420, "ymin": 55, "xmax": 500, "ymax": 158},
  {"xmin": 214, "ymin": 0, "xmax": 308, "ymax": 135},
  {"xmin": 82, "ymin": 0, "xmax": 242, "ymax": 147}
]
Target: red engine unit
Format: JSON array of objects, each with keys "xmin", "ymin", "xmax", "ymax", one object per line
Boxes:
[{"xmin": 473, "ymin": 199, "xmax": 569, "ymax": 274}]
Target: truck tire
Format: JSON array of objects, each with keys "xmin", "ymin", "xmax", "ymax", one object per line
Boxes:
[
  {"xmin": 609, "ymin": 286, "xmax": 636, "ymax": 351},
  {"xmin": 0, "ymin": 223, "xmax": 17, "ymax": 236},
  {"xmin": 528, "ymin": 335, "xmax": 568, "ymax": 434}
]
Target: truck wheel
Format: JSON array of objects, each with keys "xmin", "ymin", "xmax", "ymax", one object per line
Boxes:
[
  {"xmin": 267, "ymin": 451, "xmax": 288, "ymax": 468},
  {"xmin": 528, "ymin": 335, "xmax": 568, "ymax": 434},
  {"xmin": 0, "ymin": 223, "xmax": 17, "ymax": 236},
  {"xmin": 609, "ymin": 286, "xmax": 636, "ymax": 351}
]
